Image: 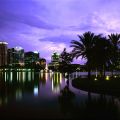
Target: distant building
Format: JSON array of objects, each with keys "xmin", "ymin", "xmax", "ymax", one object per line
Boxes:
[
  {"xmin": 49, "ymin": 52, "xmax": 61, "ymax": 70},
  {"xmin": 7, "ymin": 46, "xmax": 24, "ymax": 66},
  {"xmin": 25, "ymin": 51, "xmax": 39, "ymax": 65},
  {"xmin": 7, "ymin": 48, "xmax": 13, "ymax": 65},
  {"xmin": 39, "ymin": 58, "xmax": 46, "ymax": 66},
  {"xmin": 0, "ymin": 42, "xmax": 8, "ymax": 66},
  {"xmin": 51, "ymin": 52, "xmax": 60, "ymax": 63},
  {"xmin": 35, "ymin": 58, "xmax": 46, "ymax": 69}
]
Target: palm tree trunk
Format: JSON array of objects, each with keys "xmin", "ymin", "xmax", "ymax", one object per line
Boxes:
[{"xmin": 87, "ymin": 61, "xmax": 91, "ymax": 79}]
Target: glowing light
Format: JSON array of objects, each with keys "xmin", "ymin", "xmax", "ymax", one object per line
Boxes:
[
  {"xmin": 51, "ymin": 78, "xmax": 60, "ymax": 94},
  {"xmin": 20, "ymin": 63, "xmax": 24, "ymax": 66},
  {"xmin": 36, "ymin": 62, "xmax": 40, "ymax": 65},
  {"xmin": 33, "ymin": 51, "xmax": 39, "ymax": 54},
  {"xmin": 22, "ymin": 72, "xmax": 25, "ymax": 82},
  {"xmin": 10, "ymin": 72, "xmax": 13, "ymax": 82},
  {"xmin": 57, "ymin": 72, "xmax": 58, "ymax": 82},
  {"xmin": 60, "ymin": 73, "xmax": 62, "ymax": 83},
  {"xmin": 0, "ymin": 42, "xmax": 8, "ymax": 44},
  {"xmin": 17, "ymin": 72, "xmax": 19, "ymax": 81},
  {"xmin": 28, "ymin": 72, "xmax": 31, "ymax": 81},
  {"xmin": 45, "ymin": 73, "xmax": 48, "ymax": 81},
  {"xmin": 114, "ymin": 76, "xmax": 117, "ymax": 78},
  {"xmin": 106, "ymin": 76, "xmax": 110, "ymax": 80},
  {"xmin": 40, "ymin": 72, "xmax": 43, "ymax": 79},
  {"xmin": 19, "ymin": 72, "xmax": 21, "ymax": 81},
  {"xmin": 5, "ymin": 72, "xmax": 6, "ymax": 82},
  {"xmin": 34, "ymin": 86, "xmax": 38, "ymax": 96},
  {"xmin": 94, "ymin": 77, "xmax": 97, "ymax": 81},
  {"xmin": 14, "ymin": 46, "xmax": 23, "ymax": 51}
]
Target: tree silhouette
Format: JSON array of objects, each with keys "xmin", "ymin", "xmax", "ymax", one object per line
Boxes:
[
  {"xmin": 70, "ymin": 31, "xmax": 101, "ymax": 78},
  {"xmin": 93, "ymin": 37, "xmax": 113, "ymax": 76},
  {"xmin": 108, "ymin": 33, "xmax": 120, "ymax": 72}
]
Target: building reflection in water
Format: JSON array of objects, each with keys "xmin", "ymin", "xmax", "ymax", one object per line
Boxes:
[
  {"xmin": 52, "ymin": 72, "xmax": 62, "ymax": 93},
  {"xmin": 38, "ymin": 71, "xmax": 64, "ymax": 93},
  {"xmin": 39, "ymin": 72, "xmax": 48, "ymax": 85},
  {"xmin": 0, "ymin": 69, "xmax": 37, "ymax": 106},
  {"xmin": 0, "ymin": 68, "xmax": 65, "ymax": 106},
  {"xmin": 16, "ymin": 88, "xmax": 22, "ymax": 100},
  {"xmin": 0, "ymin": 69, "xmax": 120, "ymax": 119}
]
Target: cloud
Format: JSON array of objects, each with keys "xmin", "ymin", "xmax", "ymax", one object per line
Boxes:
[
  {"xmin": 39, "ymin": 34, "xmax": 74, "ymax": 43},
  {"xmin": 0, "ymin": 0, "xmax": 120, "ymax": 64}
]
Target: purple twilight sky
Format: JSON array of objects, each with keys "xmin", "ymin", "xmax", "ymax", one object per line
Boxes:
[{"xmin": 0, "ymin": 0, "xmax": 120, "ymax": 64}]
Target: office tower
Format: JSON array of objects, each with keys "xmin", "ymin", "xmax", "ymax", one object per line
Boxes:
[
  {"xmin": 7, "ymin": 46, "xmax": 24, "ymax": 65},
  {"xmin": 0, "ymin": 42, "xmax": 8, "ymax": 66},
  {"xmin": 14, "ymin": 46, "xmax": 24, "ymax": 64},
  {"xmin": 25, "ymin": 51, "xmax": 39, "ymax": 64},
  {"xmin": 51, "ymin": 52, "xmax": 60, "ymax": 63},
  {"xmin": 48, "ymin": 52, "xmax": 60, "ymax": 70},
  {"xmin": 7, "ymin": 48, "xmax": 13, "ymax": 65}
]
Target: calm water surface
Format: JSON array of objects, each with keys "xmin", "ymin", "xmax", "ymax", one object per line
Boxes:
[{"xmin": 0, "ymin": 69, "xmax": 120, "ymax": 119}]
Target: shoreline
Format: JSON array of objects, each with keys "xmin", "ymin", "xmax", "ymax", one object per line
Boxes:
[{"xmin": 72, "ymin": 77, "xmax": 120, "ymax": 97}]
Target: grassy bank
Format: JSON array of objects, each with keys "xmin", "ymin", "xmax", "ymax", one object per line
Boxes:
[{"xmin": 72, "ymin": 76, "xmax": 120, "ymax": 96}]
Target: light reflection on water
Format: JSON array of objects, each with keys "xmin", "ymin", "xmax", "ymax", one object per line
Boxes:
[
  {"xmin": 0, "ymin": 69, "xmax": 68, "ymax": 103},
  {"xmin": 0, "ymin": 69, "xmax": 120, "ymax": 119}
]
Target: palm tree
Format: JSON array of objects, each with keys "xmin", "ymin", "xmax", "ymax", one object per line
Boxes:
[
  {"xmin": 60, "ymin": 48, "xmax": 73, "ymax": 65},
  {"xmin": 108, "ymin": 33, "xmax": 120, "ymax": 72},
  {"xmin": 70, "ymin": 31, "xmax": 100, "ymax": 78},
  {"xmin": 60, "ymin": 48, "xmax": 73, "ymax": 87},
  {"xmin": 108, "ymin": 33, "xmax": 120, "ymax": 49},
  {"xmin": 93, "ymin": 37, "xmax": 113, "ymax": 76}
]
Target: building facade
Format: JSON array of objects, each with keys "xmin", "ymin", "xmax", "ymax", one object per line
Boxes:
[
  {"xmin": 48, "ymin": 52, "xmax": 61, "ymax": 70},
  {"xmin": 0, "ymin": 42, "xmax": 8, "ymax": 66},
  {"xmin": 25, "ymin": 51, "xmax": 39, "ymax": 65},
  {"xmin": 51, "ymin": 52, "xmax": 60, "ymax": 63},
  {"xmin": 7, "ymin": 46, "xmax": 24, "ymax": 66}
]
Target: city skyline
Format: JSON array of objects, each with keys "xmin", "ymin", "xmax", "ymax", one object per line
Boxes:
[
  {"xmin": 0, "ymin": 0, "xmax": 120, "ymax": 64},
  {"xmin": 0, "ymin": 41, "xmax": 62, "ymax": 67},
  {"xmin": 0, "ymin": 42, "xmax": 61, "ymax": 64}
]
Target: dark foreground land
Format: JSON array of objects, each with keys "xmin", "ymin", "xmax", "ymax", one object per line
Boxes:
[{"xmin": 72, "ymin": 76, "xmax": 120, "ymax": 96}]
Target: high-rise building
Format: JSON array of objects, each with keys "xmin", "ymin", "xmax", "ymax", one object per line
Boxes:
[
  {"xmin": 48, "ymin": 52, "xmax": 60, "ymax": 70},
  {"xmin": 25, "ymin": 51, "xmax": 39, "ymax": 64},
  {"xmin": 7, "ymin": 46, "xmax": 24, "ymax": 65},
  {"xmin": 51, "ymin": 52, "xmax": 60, "ymax": 63},
  {"xmin": 0, "ymin": 42, "xmax": 8, "ymax": 66},
  {"xmin": 7, "ymin": 48, "xmax": 14, "ymax": 65},
  {"xmin": 14, "ymin": 46, "xmax": 24, "ymax": 64}
]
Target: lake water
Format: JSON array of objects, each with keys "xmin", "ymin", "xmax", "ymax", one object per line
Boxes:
[{"xmin": 0, "ymin": 69, "xmax": 120, "ymax": 119}]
